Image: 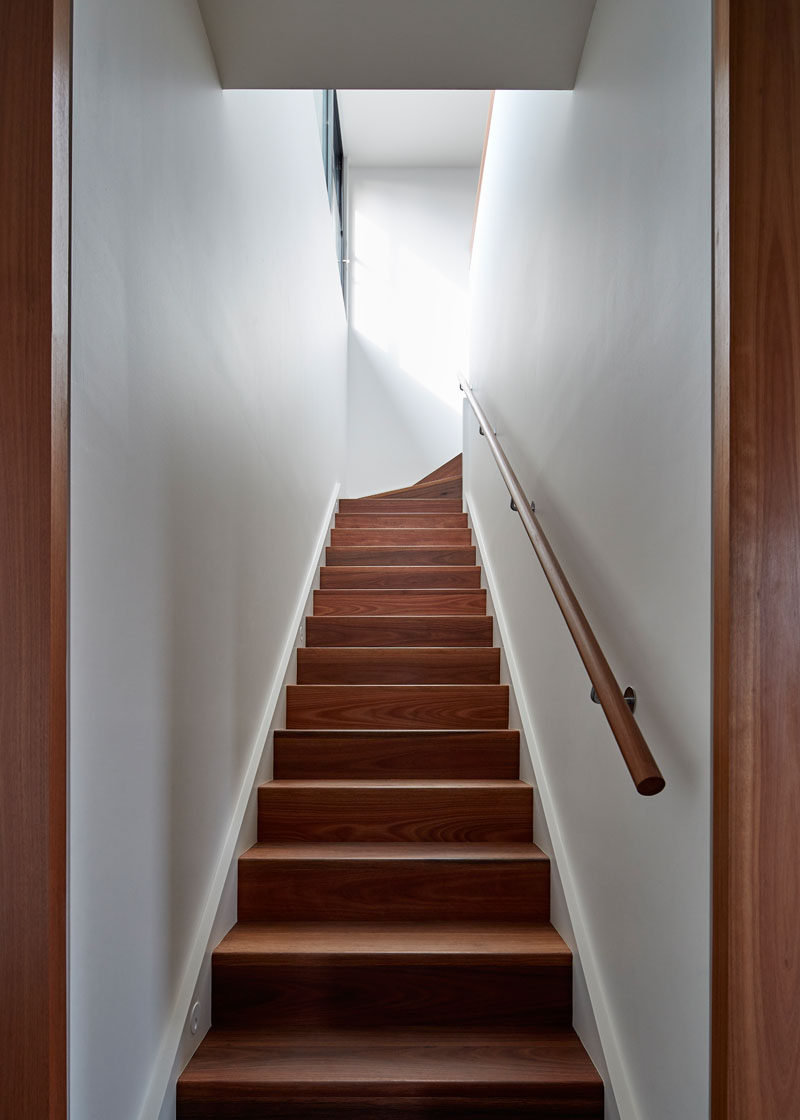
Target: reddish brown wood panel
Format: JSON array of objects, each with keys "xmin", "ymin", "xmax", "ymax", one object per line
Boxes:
[
  {"xmin": 237, "ymin": 843, "xmax": 551, "ymax": 922},
  {"xmin": 313, "ymin": 589, "xmax": 487, "ymax": 616},
  {"xmin": 177, "ymin": 1026, "xmax": 602, "ymax": 1119},
  {"xmin": 286, "ymin": 684, "xmax": 509, "ymax": 730},
  {"xmin": 326, "ymin": 546, "xmax": 477, "ymax": 567},
  {"xmin": 0, "ymin": 3, "xmax": 70, "ymax": 1117},
  {"xmin": 272, "ymin": 730, "xmax": 521, "ymax": 780},
  {"xmin": 335, "ymin": 513, "xmax": 468, "ymax": 528},
  {"xmin": 713, "ymin": 2, "xmax": 800, "ymax": 1117},
  {"xmin": 306, "ymin": 616, "xmax": 493, "ymax": 648},
  {"xmin": 369, "ymin": 476, "xmax": 462, "ymax": 501},
  {"xmin": 258, "ymin": 779, "xmax": 531, "ymax": 842},
  {"xmin": 296, "ymin": 648, "xmax": 501, "ymax": 685},
  {"xmin": 330, "ymin": 528, "xmax": 473, "ymax": 547},
  {"xmin": 319, "ymin": 566, "xmax": 481, "ymax": 589},
  {"xmin": 415, "ymin": 454, "xmax": 463, "ymax": 485},
  {"xmin": 338, "ymin": 498, "xmax": 463, "ymax": 514},
  {"xmin": 211, "ymin": 921, "xmax": 570, "ymax": 1031}
]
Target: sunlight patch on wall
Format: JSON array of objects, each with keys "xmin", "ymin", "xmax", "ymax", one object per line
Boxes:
[{"xmin": 349, "ymin": 179, "xmax": 472, "ymax": 413}]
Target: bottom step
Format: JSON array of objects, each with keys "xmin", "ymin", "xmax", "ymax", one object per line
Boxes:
[{"xmin": 177, "ymin": 1028, "xmax": 603, "ymax": 1118}]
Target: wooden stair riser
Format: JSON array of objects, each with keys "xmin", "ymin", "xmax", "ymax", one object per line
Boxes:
[
  {"xmin": 273, "ymin": 731, "xmax": 521, "ymax": 780},
  {"xmin": 258, "ymin": 782, "xmax": 532, "ymax": 843},
  {"xmin": 338, "ymin": 498, "xmax": 463, "ymax": 514},
  {"xmin": 212, "ymin": 960, "xmax": 571, "ymax": 1030},
  {"xmin": 319, "ymin": 566, "xmax": 481, "ymax": 589},
  {"xmin": 313, "ymin": 589, "xmax": 487, "ymax": 616},
  {"xmin": 286, "ymin": 684, "xmax": 509, "ymax": 730},
  {"xmin": 238, "ymin": 852, "xmax": 550, "ymax": 921},
  {"xmin": 307, "ymin": 616, "xmax": 493, "ymax": 648},
  {"xmin": 327, "ymin": 546, "xmax": 476, "ymax": 566},
  {"xmin": 335, "ymin": 513, "xmax": 468, "ymax": 529},
  {"xmin": 297, "ymin": 649, "xmax": 501, "ymax": 685},
  {"xmin": 331, "ymin": 528, "xmax": 472, "ymax": 547}
]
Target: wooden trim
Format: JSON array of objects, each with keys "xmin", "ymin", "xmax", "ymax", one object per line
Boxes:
[
  {"xmin": 461, "ymin": 383, "xmax": 665, "ymax": 796},
  {"xmin": 712, "ymin": 1, "xmax": 800, "ymax": 1115},
  {"xmin": 470, "ymin": 91, "xmax": 495, "ymax": 256},
  {"xmin": 0, "ymin": 1, "xmax": 71, "ymax": 1116}
]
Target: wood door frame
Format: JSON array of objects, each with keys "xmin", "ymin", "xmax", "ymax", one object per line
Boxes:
[
  {"xmin": 0, "ymin": 1, "xmax": 71, "ymax": 1116},
  {"xmin": 712, "ymin": 0, "xmax": 800, "ymax": 1116},
  {"xmin": 1, "ymin": 0, "xmax": 797, "ymax": 1115}
]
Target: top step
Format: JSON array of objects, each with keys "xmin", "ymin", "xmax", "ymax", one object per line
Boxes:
[
  {"xmin": 367, "ymin": 476, "xmax": 462, "ymax": 501},
  {"xmin": 339, "ymin": 498, "xmax": 463, "ymax": 515},
  {"xmin": 416, "ymin": 454, "xmax": 462, "ymax": 485}
]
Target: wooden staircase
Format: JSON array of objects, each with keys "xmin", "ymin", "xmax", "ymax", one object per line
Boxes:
[{"xmin": 177, "ymin": 455, "xmax": 603, "ymax": 1118}]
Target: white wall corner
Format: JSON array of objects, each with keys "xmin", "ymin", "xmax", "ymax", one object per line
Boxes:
[
  {"xmin": 140, "ymin": 482, "xmax": 341, "ymax": 1120},
  {"xmin": 465, "ymin": 491, "xmax": 636, "ymax": 1120}
]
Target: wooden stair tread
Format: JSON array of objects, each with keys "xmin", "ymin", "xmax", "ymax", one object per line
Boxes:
[
  {"xmin": 335, "ymin": 513, "xmax": 468, "ymax": 528},
  {"xmin": 313, "ymin": 589, "xmax": 486, "ymax": 615},
  {"xmin": 241, "ymin": 841, "xmax": 546, "ymax": 862},
  {"xmin": 338, "ymin": 498, "xmax": 463, "ymax": 512},
  {"xmin": 264, "ymin": 779, "xmax": 525, "ymax": 788},
  {"xmin": 178, "ymin": 1026, "xmax": 603, "ymax": 1090},
  {"xmin": 319, "ymin": 565, "xmax": 481, "ymax": 588},
  {"xmin": 330, "ymin": 528, "xmax": 472, "ymax": 546},
  {"xmin": 216, "ymin": 921, "xmax": 569, "ymax": 960}
]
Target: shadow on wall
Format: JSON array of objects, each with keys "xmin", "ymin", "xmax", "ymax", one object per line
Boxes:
[{"xmin": 344, "ymin": 169, "xmax": 477, "ymax": 496}]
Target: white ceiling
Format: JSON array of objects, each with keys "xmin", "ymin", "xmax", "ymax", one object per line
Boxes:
[
  {"xmin": 338, "ymin": 91, "xmax": 492, "ymax": 168},
  {"xmin": 197, "ymin": 0, "xmax": 597, "ymax": 90}
]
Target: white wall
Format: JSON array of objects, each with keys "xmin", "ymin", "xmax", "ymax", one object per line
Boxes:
[
  {"xmin": 345, "ymin": 167, "xmax": 476, "ymax": 496},
  {"xmin": 468, "ymin": 2, "xmax": 711, "ymax": 1118},
  {"xmin": 69, "ymin": 1, "xmax": 347, "ymax": 1117}
]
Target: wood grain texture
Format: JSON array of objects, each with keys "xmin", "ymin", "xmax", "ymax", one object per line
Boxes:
[
  {"xmin": 0, "ymin": 2, "xmax": 70, "ymax": 1117},
  {"xmin": 237, "ymin": 842, "xmax": 551, "ymax": 921},
  {"xmin": 286, "ymin": 684, "xmax": 509, "ymax": 730},
  {"xmin": 180, "ymin": 457, "xmax": 602, "ymax": 1114},
  {"xmin": 213, "ymin": 942, "xmax": 568, "ymax": 1031},
  {"xmin": 257, "ymin": 779, "xmax": 531, "ymax": 842},
  {"xmin": 297, "ymin": 648, "xmax": 501, "ymax": 685},
  {"xmin": 335, "ymin": 513, "xmax": 468, "ymax": 528},
  {"xmin": 306, "ymin": 615, "xmax": 493, "ymax": 648},
  {"xmin": 320, "ymin": 565, "xmax": 481, "ymax": 589},
  {"xmin": 313, "ymin": 589, "xmax": 486, "ymax": 616},
  {"xmin": 326, "ymin": 545, "xmax": 477, "ymax": 566},
  {"xmin": 338, "ymin": 498, "xmax": 463, "ymax": 514},
  {"xmin": 416, "ymin": 454, "xmax": 462, "ymax": 484},
  {"xmin": 273, "ymin": 729, "xmax": 521, "ymax": 779},
  {"xmin": 330, "ymin": 527, "xmax": 473, "ymax": 547},
  {"xmin": 713, "ymin": 2, "xmax": 800, "ymax": 1116},
  {"xmin": 368, "ymin": 476, "xmax": 462, "ymax": 501},
  {"xmin": 211, "ymin": 922, "xmax": 569, "ymax": 1031},
  {"xmin": 177, "ymin": 1028, "xmax": 603, "ymax": 1119}
]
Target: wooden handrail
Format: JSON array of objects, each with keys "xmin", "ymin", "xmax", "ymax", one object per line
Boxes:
[{"xmin": 461, "ymin": 382, "xmax": 665, "ymax": 796}]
